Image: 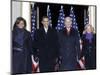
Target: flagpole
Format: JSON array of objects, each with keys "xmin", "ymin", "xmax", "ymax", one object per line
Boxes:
[
  {"xmin": 37, "ymin": 6, "xmax": 39, "ymax": 29},
  {"xmin": 84, "ymin": 9, "xmax": 86, "ymax": 25},
  {"xmin": 47, "ymin": 5, "xmax": 49, "ymax": 16}
]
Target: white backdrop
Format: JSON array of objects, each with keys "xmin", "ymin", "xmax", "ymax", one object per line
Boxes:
[
  {"xmin": 12, "ymin": 1, "xmax": 31, "ymax": 31},
  {"xmin": 12, "ymin": 1, "xmax": 22, "ymax": 29}
]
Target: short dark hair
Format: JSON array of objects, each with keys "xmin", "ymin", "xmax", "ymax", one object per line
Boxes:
[
  {"xmin": 42, "ymin": 16, "xmax": 49, "ymax": 21},
  {"xmin": 13, "ymin": 17, "xmax": 26, "ymax": 29}
]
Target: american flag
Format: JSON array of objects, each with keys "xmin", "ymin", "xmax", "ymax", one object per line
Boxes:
[
  {"xmin": 69, "ymin": 6, "xmax": 78, "ymax": 30},
  {"xmin": 47, "ymin": 5, "xmax": 52, "ymax": 27},
  {"xmin": 31, "ymin": 4, "xmax": 39, "ymax": 72},
  {"xmin": 56, "ymin": 5, "xmax": 65, "ymax": 31},
  {"xmin": 31, "ymin": 5, "xmax": 36, "ymax": 40},
  {"xmin": 69, "ymin": 6, "xmax": 80, "ymax": 38}
]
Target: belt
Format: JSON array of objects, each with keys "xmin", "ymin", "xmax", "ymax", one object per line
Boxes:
[{"xmin": 13, "ymin": 47, "xmax": 23, "ymax": 51}]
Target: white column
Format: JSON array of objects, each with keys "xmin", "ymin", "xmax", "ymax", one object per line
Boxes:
[
  {"xmin": 37, "ymin": 6, "xmax": 39, "ymax": 29},
  {"xmin": 12, "ymin": 1, "xmax": 22, "ymax": 30},
  {"xmin": 22, "ymin": 2, "xmax": 31, "ymax": 31},
  {"xmin": 88, "ymin": 6, "xmax": 96, "ymax": 32}
]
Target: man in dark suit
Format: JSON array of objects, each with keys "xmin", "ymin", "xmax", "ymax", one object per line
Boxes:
[
  {"xmin": 58, "ymin": 16, "xmax": 80, "ymax": 71},
  {"xmin": 33, "ymin": 16, "xmax": 59, "ymax": 72}
]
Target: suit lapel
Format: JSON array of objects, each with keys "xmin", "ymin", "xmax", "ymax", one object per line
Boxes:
[{"xmin": 41, "ymin": 27, "xmax": 51, "ymax": 39}]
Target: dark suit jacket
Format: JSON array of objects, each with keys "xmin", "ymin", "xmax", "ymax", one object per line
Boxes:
[
  {"xmin": 58, "ymin": 28, "xmax": 80, "ymax": 71},
  {"xmin": 33, "ymin": 27, "xmax": 59, "ymax": 72}
]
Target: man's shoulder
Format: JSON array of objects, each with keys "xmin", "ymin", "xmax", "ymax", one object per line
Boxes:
[
  {"xmin": 35, "ymin": 28, "xmax": 42, "ymax": 32},
  {"xmin": 71, "ymin": 28, "xmax": 79, "ymax": 34},
  {"xmin": 50, "ymin": 27, "xmax": 57, "ymax": 32}
]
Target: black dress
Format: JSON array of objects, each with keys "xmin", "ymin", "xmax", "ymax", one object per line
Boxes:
[
  {"xmin": 80, "ymin": 33, "xmax": 96, "ymax": 70},
  {"xmin": 12, "ymin": 27, "xmax": 33, "ymax": 74},
  {"xmin": 33, "ymin": 27, "xmax": 59, "ymax": 72},
  {"xmin": 58, "ymin": 28, "xmax": 80, "ymax": 71}
]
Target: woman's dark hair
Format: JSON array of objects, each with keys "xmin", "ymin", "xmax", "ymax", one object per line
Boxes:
[{"xmin": 13, "ymin": 17, "xmax": 26, "ymax": 30}]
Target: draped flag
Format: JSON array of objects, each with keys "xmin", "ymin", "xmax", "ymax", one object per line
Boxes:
[
  {"xmin": 31, "ymin": 4, "xmax": 39, "ymax": 72},
  {"xmin": 56, "ymin": 5, "xmax": 65, "ymax": 31},
  {"xmin": 69, "ymin": 6, "xmax": 80, "ymax": 38},
  {"xmin": 69, "ymin": 6, "xmax": 78, "ymax": 30},
  {"xmin": 47, "ymin": 5, "xmax": 52, "ymax": 27},
  {"xmin": 31, "ymin": 4, "xmax": 36, "ymax": 40},
  {"xmin": 84, "ymin": 9, "xmax": 89, "ymax": 26}
]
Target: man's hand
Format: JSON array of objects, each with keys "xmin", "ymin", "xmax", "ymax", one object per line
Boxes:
[
  {"xmin": 34, "ymin": 56, "xmax": 39, "ymax": 62},
  {"xmin": 78, "ymin": 60, "xmax": 86, "ymax": 69}
]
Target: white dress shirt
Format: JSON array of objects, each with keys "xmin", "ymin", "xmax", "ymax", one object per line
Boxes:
[{"xmin": 44, "ymin": 27, "xmax": 48, "ymax": 33}]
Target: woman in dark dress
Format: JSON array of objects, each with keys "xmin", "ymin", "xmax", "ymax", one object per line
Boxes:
[
  {"xmin": 80, "ymin": 24, "xmax": 96, "ymax": 70},
  {"xmin": 12, "ymin": 17, "xmax": 33, "ymax": 74}
]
